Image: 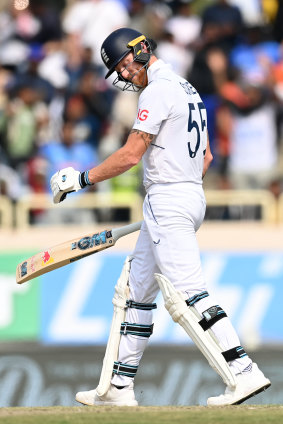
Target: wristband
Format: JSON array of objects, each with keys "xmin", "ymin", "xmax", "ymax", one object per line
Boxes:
[{"xmin": 79, "ymin": 170, "xmax": 93, "ymax": 188}]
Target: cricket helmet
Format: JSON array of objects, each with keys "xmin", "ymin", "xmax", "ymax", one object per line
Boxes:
[{"xmin": 101, "ymin": 27, "xmax": 157, "ymax": 80}]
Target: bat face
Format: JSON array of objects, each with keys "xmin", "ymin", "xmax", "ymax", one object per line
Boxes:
[{"xmin": 16, "ymin": 229, "xmax": 114, "ymax": 284}]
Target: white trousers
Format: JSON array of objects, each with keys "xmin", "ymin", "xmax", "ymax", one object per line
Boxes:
[{"xmin": 112, "ymin": 183, "xmax": 249, "ymax": 386}]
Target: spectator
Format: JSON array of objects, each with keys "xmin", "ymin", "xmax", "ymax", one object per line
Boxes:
[
  {"xmin": 0, "ymin": 0, "xmax": 282, "ymax": 226},
  {"xmin": 201, "ymin": 0, "xmax": 243, "ymax": 52},
  {"xmin": 26, "ymin": 155, "xmax": 48, "ymax": 195},
  {"xmin": 272, "ymin": 52, "xmax": 283, "ymax": 147},
  {"xmin": 39, "ymin": 119, "xmax": 98, "ymax": 185},
  {"xmin": 25, "ymin": 154, "xmax": 49, "ymax": 223},
  {"xmin": 63, "ymin": 93, "xmax": 103, "ymax": 149},
  {"xmin": 157, "ymin": 30, "xmax": 192, "ymax": 77},
  {"xmin": 0, "ymin": 3, "xmax": 16, "ymax": 44},
  {"xmin": 273, "ymin": 0, "xmax": 283, "ymax": 43},
  {"xmin": 2, "ymin": 84, "xmax": 49, "ymax": 172},
  {"xmin": 0, "ymin": 64, "xmax": 13, "ymax": 132},
  {"xmin": 165, "ymin": 0, "xmax": 201, "ymax": 49},
  {"xmin": 28, "ymin": 1, "xmax": 62, "ymax": 44},
  {"xmin": 228, "ymin": 0, "xmax": 265, "ymax": 27},
  {"xmin": 6, "ymin": 3, "xmax": 41, "ymax": 44},
  {"xmin": 0, "ymin": 39, "xmax": 30, "ymax": 72},
  {"xmin": 63, "ymin": 34, "xmax": 95, "ymax": 94},
  {"xmin": 77, "ymin": 69, "xmax": 112, "ymax": 145},
  {"xmin": 230, "ymin": 25, "xmax": 281, "ymax": 87},
  {"xmin": 62, "ymin": 0, "xmax": 129, "ymax": 67},
  {"xmin": 38, "ymin": 119, "xmax": 98, "ymax": 224},
  {"xmin": 37, "ymin": 31, "xmax": 112, "ymax": 139},
  {"xmin": 220, "ymin": 78, "xmax": 278, "ymax": 190},
  {"xmin": 188, "ymin": 46, "xmax": 233, "ymax": 160},
  {"xmin": 9, "ymin": 43, "xmax": 54, "ymax": 104},
  {"xmin": 127, "ymin": 0, "xmax": 148, "ymax": 33},
  {"xmin": 0, "ymin": 162, "xmax": 23, "ymax": 201}
]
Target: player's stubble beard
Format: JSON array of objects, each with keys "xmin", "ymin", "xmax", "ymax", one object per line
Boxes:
[{"xmin": 130, "ymin": 64, "xmax": 148, "ymax": 89}]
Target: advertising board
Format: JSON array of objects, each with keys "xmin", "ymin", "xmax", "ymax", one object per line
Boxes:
[{"xmin": 0, "ymin": 251, "xmax": 282, "ymax": 346}]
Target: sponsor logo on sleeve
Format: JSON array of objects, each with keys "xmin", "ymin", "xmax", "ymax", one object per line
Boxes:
[{"xmin": 137, "ymin": 109, "xmax": 149, "ymax": 121}]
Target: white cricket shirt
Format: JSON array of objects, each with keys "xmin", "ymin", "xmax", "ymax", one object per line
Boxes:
[{"xmin": 132, "ymin": 59, "xmax": 208, "ymax": 191}]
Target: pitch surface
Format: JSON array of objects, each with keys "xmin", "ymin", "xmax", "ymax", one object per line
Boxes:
[{"xmin": 0, "ymin": 405, "xmax": 282, "ymax": 424}]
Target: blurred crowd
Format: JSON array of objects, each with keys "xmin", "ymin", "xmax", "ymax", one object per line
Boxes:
[{"xmin": 0, "ymin": 0, "xmax": 283, "ymax": 224}]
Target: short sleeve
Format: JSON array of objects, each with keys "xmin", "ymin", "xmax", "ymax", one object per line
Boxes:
[{"xmin": 132, "ymin": 80, "xmax": 172, "ymax": 135}]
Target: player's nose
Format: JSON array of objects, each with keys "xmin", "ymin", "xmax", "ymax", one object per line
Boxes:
[{"xmin": 121, "ymin": 68, "xmax": 131, "ymax": 80}]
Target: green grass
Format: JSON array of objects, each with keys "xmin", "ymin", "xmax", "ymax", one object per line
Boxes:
[{"xmin": 0, "ymin": 405, "xmax": 282, "ymax": 424}]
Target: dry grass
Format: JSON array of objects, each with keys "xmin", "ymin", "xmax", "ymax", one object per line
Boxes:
[{"xmin": 0, "ymin": 405, "xmax": 282, "ymax": 424}]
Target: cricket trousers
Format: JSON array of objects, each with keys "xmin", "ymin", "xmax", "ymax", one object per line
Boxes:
[{"xmin": 111, "ymin": 182, "xmax": 250, "ymax": 386}]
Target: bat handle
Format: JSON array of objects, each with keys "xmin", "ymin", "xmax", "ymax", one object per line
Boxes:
[{"xmin": 112, "ymin": 221, "xmax": 142, "ymax": 242}]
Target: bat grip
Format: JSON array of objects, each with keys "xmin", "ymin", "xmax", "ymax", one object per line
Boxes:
[{"xmin": 112, "ymin": 221, "xmax": 142, "ymax": 242}]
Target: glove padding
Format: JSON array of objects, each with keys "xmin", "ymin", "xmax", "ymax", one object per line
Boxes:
[{"xmin": 50, "ymin": 167, "xmax": 82, "ymax": 204}]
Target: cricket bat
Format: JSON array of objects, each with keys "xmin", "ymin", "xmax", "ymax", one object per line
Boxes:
[{"xmin": 16, "ymin": 221, "xmax": 142, "ymax": 284}]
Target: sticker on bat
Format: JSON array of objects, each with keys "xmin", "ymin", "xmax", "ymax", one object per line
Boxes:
[
  {"xmin": 30, "ymin": 256, "xmax": 36, "ymax": 273},
  {"xmin": 41, "ymin": 251, "xmax": 54, "ymax": 266},
  {"xmin": 71, "ymin": 230, "xmax": 112, "ymax": 251},
  {"xmin": 20, "ymin": 261, "xmax": 28, "ymax": 277}
]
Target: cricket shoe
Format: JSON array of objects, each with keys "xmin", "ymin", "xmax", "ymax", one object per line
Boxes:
[
  {"xmin": 207, "ymin": 363, "xmax": 271, "ymax": 406},
  {"xmin": 75, "ymin": 381, "xmax": 138, "ymax": 406}
]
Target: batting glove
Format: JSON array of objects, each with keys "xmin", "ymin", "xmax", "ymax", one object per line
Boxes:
[{"xmin": 50, "ymin": 167, "xmax": 93, "ymax": 204}]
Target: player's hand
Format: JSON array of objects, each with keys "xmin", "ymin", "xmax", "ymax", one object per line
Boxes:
[{"xmin": 50, "ymin": 167, "xmax": 82, "ymax": 204}]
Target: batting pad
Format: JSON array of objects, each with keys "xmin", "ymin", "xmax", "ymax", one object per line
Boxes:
[
  {"xmin": 96, "ymin": 256, "xmax": 132, "ymax": 396},
  {"xmin": 155, "ymin": 273, "xmax": 236, "ymax": 389}
]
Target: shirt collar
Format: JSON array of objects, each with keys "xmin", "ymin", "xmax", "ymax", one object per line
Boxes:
[{"xmin": 147, "ymin": 59, "xmax": 167, "ymax": 84}]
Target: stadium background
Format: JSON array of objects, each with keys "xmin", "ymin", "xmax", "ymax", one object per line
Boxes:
[{"xmin": 0, "ymin": 0, "xmax": 283, "ymax": 407}]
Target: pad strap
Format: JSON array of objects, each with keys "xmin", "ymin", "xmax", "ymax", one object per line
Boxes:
[
  {"xmin": 186, "ymin": 291, "xmax": 209, "ymax": 306},
  {"xmin": 120, "ymin": 322, "xmax": 154, "ymax": 338},
  {"xmin": 222, "ymin": 346, "xmax": 247, "ymax": 362},
  {"xmin": 113, "ymin": 361, "xmax": 138, "ymax": 378},
  {"xmin": 126, "ymin": 300, "xmax": 157, "ymax": 310},
  {"xmin": 199, "ymin": 306, "xmax": 227, "ymax": 331}
]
